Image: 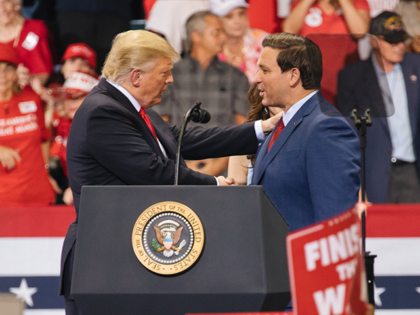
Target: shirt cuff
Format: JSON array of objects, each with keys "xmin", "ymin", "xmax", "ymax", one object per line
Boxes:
[
  {"xmin": 254, "ymin": 120, "xmax": 265, "ymax": 143},
  {"xmin": 215, "ymin": 176, "xmax": 219, "ymax": 186}
]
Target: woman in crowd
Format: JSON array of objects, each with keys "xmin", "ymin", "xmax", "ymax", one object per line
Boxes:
[
  {"xmin": 48, "ymin": 71, "xmax": 99, "ymax": 205},
  {"xmin": 209, "ymin": 0, "xmax": 268, "ymax": 83},
  {"xmin": 282, "ymin": 0, "xmax": 370, "ymax": 37},
  {"xmin": 395, "ymin": 0, "xmax": 420, "ymax": 54},
  {"xmin": 0, "ymin": 0, "xmax": 53, "ymax": 87},
  {"xmin": 0, "ymin": 44, "xmax": 56, "ymax": 206},
  {"xmin": 228, "ymin": 83, "xmax": 282, "ymax": 185}
]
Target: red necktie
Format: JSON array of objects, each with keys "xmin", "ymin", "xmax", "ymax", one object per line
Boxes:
[
  {"xmin": 139, "ymin": 108, "xmax": 157, "ymax": 140},
  {"xmin": 267, "ymin": 117, "xmax": 284, "ymax": 152}
]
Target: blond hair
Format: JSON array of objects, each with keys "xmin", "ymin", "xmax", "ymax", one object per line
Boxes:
[{"xmin": 102, "ymin": 30, "xmax": 180, "ymax": 84}]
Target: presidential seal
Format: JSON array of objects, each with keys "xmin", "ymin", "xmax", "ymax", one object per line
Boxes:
[{"xmin": 132, "ymin": 201, "xmax": 205, "ymax": 275}]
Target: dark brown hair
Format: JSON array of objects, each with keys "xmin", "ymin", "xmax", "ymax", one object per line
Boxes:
[
  {"xmin": 262, "ymin": 33, "xmax": 322, "ymax": 90},
  {"xmin": 246, "ymin": 83, "xmax": 268, "ymax": 165}
]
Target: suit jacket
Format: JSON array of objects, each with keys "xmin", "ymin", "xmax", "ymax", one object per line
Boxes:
[
  {"xmin": 59, "ymin": 79, "xmax": 259, "ymax": 295},
  {"xmin": 337, "ymin": 54, "xmax": 420, "ymax": 203},
  {"xmin": 252, "ymin": 92, "xmax": 360, "ymax": 231}
]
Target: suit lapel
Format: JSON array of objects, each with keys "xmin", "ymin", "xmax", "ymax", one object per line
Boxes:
[
  {"xmin": 401, "ymin": 57, "xmax": 419, "ymax": 137},
  {"xmin": 100, "ymin": 79, "xmax": 163, "ymax": 156},
  {"xmin": 148, "ymin": 112, "xmax": 179, "ymax": 160},
  {"xmin": 252, "ymin": 92, "xmax": 318, "ymax": 185},
  {"xmin": 365, "ymin": 58, "xmax": 390, "ymax": 135}
]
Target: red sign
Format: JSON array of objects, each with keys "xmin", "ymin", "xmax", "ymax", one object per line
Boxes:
[{"xmin": 287, "ymin": 207, "xmax": 368, "ymax": 315}]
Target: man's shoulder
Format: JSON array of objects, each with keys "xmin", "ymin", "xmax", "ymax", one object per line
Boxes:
[
  {"xmin": 339, "ymin": 58, "xmax": 372, "ymax": 76},
  {"xmin": 75, "ymin": 84, "xmax": 128, "ymax": 121},
  {"xmin": 402, "ymin": 52, "xmax": 420, "ymax": 67},
  {"xmin": 307, "ymin": 96, "xmax": 354, "ymax": 131}
]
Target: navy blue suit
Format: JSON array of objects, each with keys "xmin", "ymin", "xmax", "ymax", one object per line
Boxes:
[
  {"xmin": 337, "ymin": 54, "xmax": 420, "ymax": 203},
  {"xmin": 252, "ymin": 92, "xmax": 360, "ymax": 231}
]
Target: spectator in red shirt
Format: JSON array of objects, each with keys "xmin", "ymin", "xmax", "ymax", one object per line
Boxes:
[
  {"xmin": 0, "ymin": 0, "xmax": 53, "ymax": 87},
  {"xmin": 0, "ymin": 43, "xmax": 56, "ymax": 206},
  {"xmin": 49, "ymin": 71, "xmax": 99, "ymax": 205},
  {"xmin": 282, "ymin": 0, "xmax": 370, "ymax": 104},
  {"xmin": 282, "ymin": 0, "xmax": 370, "ymax": 37}
]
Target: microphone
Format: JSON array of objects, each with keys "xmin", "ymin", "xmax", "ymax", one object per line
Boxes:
[
  {"xmin": 174, "ymin": 101, "xmax": 211, "ymax": 185},
  {"xmin": 190, "ymin": 107, "xmax": 211, "ymax": 123}
]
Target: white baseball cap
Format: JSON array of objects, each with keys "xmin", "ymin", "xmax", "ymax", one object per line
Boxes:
[{"xmin": 209, "ymin": 0, "xmax": 249, "ymax": 17}]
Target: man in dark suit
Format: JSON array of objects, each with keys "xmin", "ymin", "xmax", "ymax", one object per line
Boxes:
[
  {"xmin": 60, "ymin": 30, "xmax": 279, "ymax": 315},
  {"xmin": 337, "ymin": 12, "xmax": 420, "ymax": 203},
  {"xmin": 251, "ymin": 33, "xmax": 360, "ymax": 232}
]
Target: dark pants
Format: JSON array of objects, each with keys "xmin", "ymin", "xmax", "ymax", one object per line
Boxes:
[
  {"xmin": 62, "ymin": 245, "xmax": 84, "ymax": 315},
  {"xmin": 56, "ymin": 10, "xmax": 130, "ymax": 72},
  {"xmin": 386, "ymin": 162, "xmax": 420, "ymax": 203}
]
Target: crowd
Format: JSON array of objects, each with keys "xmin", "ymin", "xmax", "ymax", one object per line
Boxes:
[{"xmin": 0, "ymin": 0, "xmax": 420, "ymax": 206}]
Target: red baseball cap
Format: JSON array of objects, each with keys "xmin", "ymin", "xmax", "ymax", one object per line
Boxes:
[
  {"xmin": 62, "ymin": 43, "xmax": 97, "ymax": 69},
  {"xmin": 0, "ymin": 43, "xmax": 19, "ymax": 66}
]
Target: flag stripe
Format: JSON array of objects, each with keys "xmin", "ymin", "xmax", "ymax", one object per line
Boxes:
[
  {"xmin": 366, "ymin": 205, "xmax": 420, "ymax": 237},
  {"xmin": 0, "ymin": 207, "xmax": 74, "ymax": 237},
  {"xmin": 366, "ymin": 238, "xmax": 420, "ymax": 276},
  {"xmin": 0, "ymin": 238, "xmax": 64, "ymax": 276}
]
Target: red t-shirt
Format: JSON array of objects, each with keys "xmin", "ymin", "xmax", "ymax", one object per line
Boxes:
[
  {"xmin": 6, "ymin": 19, "xmax": 53, "ymax": 75},
  {"xmin": 50, "ymin": 111, "xmax": 72, "ymax": 177},
  {"xmin": 0, "ymin": 87, "xmax": 55, "ymax": 206},
  {"xmin": 291, "ymin": 0, "xmax": 370, "ymax": 36}
]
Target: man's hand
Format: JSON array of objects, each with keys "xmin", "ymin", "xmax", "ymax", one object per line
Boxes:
[
  {"xmin": 0, "ymin": 145, "xmax": 21, "ymax": 170},
  {"xmin": 217, "ymin": 176, "xmax": 237, "ymax": 186},
  {"xmin": 261, "ymin": 111, "xmax": 283, "ymax": 134}
]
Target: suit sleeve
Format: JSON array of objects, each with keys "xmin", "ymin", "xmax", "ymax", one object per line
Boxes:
[
  {"xmin": 86, "ymin": 105, "xmax": 217, "ymax": 185},
  {"xmin": 169, "ymin": 122, "xmax": 260, "ymax": 160},
  {"xmin": 306, "ymin": 117, "xmax": 360, "ymax": 222}
]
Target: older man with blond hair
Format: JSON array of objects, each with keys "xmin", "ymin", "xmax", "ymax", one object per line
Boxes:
[{"xmin": 60, "ymin": 30, "xmax": 279, "ymax": 315}]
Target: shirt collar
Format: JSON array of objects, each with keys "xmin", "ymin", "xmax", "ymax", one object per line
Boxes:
[
  {"xmin": 283, "ymin": 90, "xmax": 318, "ymax": 127},
  {"xmin": 107, "ymin": 79, "xmax": 142, "ymax": 112}
]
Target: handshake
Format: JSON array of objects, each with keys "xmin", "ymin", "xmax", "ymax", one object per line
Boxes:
[{"xmin": 216, "ymin": 176, "xmax": 237, "ymax": 186}]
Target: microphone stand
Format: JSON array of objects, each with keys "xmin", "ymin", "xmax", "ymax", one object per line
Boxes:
[
  {"xmin": 174, "ymin": 101, "xmax": 204, "ymax": 185},
  {"xmin": 351, "ymin": 108, "xmax": 376, "ymax": 305}
]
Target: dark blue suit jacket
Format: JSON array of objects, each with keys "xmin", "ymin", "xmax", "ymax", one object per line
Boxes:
[
  {"xmin": 252, "ymin": 92, "xmax": 360, "ymax": 231},
  {"xmin": 337, "ymin": 54, "xmax": 420, "ymax": 203}
]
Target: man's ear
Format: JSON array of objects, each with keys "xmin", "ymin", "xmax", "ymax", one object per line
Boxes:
[
  {"xmin": 289, "ymin": 68, "xmax": 301, "ymax": 87},
  {"xmin": 130, "ymin": 69, "xmax": 143, "ymax": 87},
  {"xmin": 191, "ymin": 31, "xmax": 201, "ymax": 46},
  {"xmin": 370, "ymin": 35, "xmax": 379, "ymax": 49}
]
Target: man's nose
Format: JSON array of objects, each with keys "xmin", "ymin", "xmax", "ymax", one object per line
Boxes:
[
  {"xmin": 254, "ymin": 70, "xmax": 262, "ymax": 83},
  {"xmin": 166, "ymin": 72, "xmax": 174, "ymax": 84}
]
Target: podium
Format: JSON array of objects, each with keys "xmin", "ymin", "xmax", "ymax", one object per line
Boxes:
[{"xmin": 72, "ymin": 186, "xmax": 290, "ymax": 315}]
